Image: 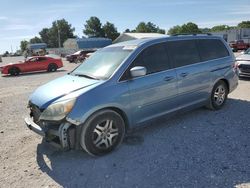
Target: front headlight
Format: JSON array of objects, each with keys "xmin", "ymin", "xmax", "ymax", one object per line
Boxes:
[{"xmin": 39, "ymin": 98, "xmax": 76, "ymax": 121}]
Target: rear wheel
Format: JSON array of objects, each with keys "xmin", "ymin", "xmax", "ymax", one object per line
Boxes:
[
  {"xmin": 80, "ymin": 110, "xmax": 125, "ymax": 156},
  {"xmin": 207, "ymin": 80, "xmax": 228, "ymax": 110},
  {"xmin": 48, "ymin": 64, "xmax": 58, "ymax": 72},
  {"xmin": 8, "ymin": 67, "xmax": 20, "ymax": 76}
]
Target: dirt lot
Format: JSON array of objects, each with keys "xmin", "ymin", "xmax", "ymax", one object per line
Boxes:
[{"xmin": 0, "ymin": 56, "xmax": 249, "ymax": 188}]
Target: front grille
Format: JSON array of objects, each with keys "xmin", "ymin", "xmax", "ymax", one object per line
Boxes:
[
  {"xmin": 29, "ymin": 103, "xmax": 42, "ymax": 124},
  {"xmin": 239, "ymin": 64, "xmax": 250, "ymax": 73}
]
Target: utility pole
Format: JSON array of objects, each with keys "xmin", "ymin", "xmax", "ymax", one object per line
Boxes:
[{"xmin": 57, "ymin": 20, "xmax": 61, "ymax": 48}]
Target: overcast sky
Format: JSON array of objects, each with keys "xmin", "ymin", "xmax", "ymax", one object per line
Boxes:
[{"xmin": 0, "ymin": 0, "xmax": 250, "ymax": 53}]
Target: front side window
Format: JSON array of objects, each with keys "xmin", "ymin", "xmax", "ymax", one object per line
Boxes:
[
  {"xmin": 28, "ymin": 58, "xmax": 38, "ymax": 62},
  {"xmin": 72, "ymin": 46, "xmax": 133, "ymax": 80},
  {"xmin": 167, "ymin": 40, "xmax": 200, "ymax": 68},
  {"xmin": 132, "ymin": 43, "xmax": 170, "ymax": 75}
]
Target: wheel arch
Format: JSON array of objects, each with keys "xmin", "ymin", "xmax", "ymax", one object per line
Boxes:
[
  {"xmin": 8, "ymin": 66, "xmax": 20, "ymax": 74},
  {"xmin": 69, "ymin": 105, "xmax": 131, "ymax": 133},
  {"xmin": 220, "ymin": 78, "xmax": 229, "ymax": 92},
  {"xmin": 88, "ymin": 107, "xmax": 130, "ymax": 132}
]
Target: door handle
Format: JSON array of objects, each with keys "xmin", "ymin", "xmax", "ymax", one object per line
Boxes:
[
  {"xmin": 180, "ymin": 72, "xmax": 188, "ymax": 77},
  {"xmin": 164, "ymin": 76, "xmax": 174, "ymax": 81}
]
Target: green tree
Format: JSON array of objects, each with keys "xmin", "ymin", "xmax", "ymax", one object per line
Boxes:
[
  {"xmin": 124, "ymin": 28, "xmax": 131, "ymax": 32},
  {"xmin": 238, "ymin": 21, "xmax": 250, "ymax": 28},
  {"xmin": 167, "ymin": 22, "xmax": 201, "ymax": 35},
  {"xmin": 136, "ymin": 22, "xmax": 149, "ymax": 33},
  {"xmin": 29, "ymin": 36, "xmax": 42, "ymax": 44},
  {"xmin": 167, "ymin": 25, "xmax": 182, "ymax": 35},
  {"xmin": 103, "ymin": 22, "xmax": 120, "ymax": 40},
  {"xmin": 135, "ymin": 22, "xmax": 165, "ymax": 33},
  {"xmin": 20, "ymin": 40, "xmax": 28, "ymax": 52},
  {"xmin": 49, "ymin": 19, "xmax": 75, "ymax": 48},
  {"xmin": 39, "ymin": 28, "xmax": 50, "ymax": 44},
  {"xmin": 38, "ymin": 19, "xmax": 75, "ymax": 48},
  {"xmin": 210, "ymin": 25, "xmax": 230, "ymax": 32},
  {"xmin": 83, "ymin": 17, "xmax": 104, "ymax": 37},
  {"xmin": 180, "ymin": 22, "xmax": 201, "ymax": 34},
  {"xmin": 157, "ymin": 28, "xmax": 166, "ymax": 34}
]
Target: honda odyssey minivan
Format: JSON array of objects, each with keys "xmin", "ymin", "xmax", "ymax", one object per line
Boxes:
[{"xmin": 25, "ymin": 35, "xmax": 238, "ymax": 156}]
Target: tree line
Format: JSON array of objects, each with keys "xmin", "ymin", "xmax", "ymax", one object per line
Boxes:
[{"xmin": 20, "ymin": 17, "xmax": 250, "ymax": 52}]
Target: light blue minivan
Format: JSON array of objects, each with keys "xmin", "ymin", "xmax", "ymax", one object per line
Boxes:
[{"xmin": 25, "ymin": 35, "xmax": 238, "ymax": 155}]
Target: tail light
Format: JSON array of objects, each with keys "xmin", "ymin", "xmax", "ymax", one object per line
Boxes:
[
  {"xmin": 233, "ymin": 61, "xmax": 239, "ymax": 73},
  {"xmin": 233, "ymin": 62, "xmax": 239, "ymax": 69}
]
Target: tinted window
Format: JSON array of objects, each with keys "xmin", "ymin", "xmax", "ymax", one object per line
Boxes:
[
  {"xmin": 38, "ymin": 57, "xmax": 47, "ymax": 61},
  {"xmin": 132, "ymin": 43, "xmax": 170, "ymax": 74},
  {"xmin": 167, "ymin": 40, "xmax": 200, "ymax": 68},
  {"xmin": 197, "ymin": 39, "xmax": 229, "ymax": 61}
]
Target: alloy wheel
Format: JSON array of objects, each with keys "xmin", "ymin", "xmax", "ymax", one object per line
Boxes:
[{"xmin": 92, "ymin": 120, "xmax": 119, "ymax": 149}]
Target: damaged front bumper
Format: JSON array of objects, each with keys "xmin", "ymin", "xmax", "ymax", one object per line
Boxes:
[{"xmin": 24, "ymin": 117, "xmax": 77, "ymax": 150}]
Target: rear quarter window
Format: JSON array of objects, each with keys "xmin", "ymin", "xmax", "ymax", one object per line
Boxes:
[{"xmin": 197, "ymin": 39, "xmax": 229, "ymax": 61}]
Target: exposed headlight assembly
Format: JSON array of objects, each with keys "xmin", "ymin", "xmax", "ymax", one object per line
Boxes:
[{"xmin": 39, "ymin": 98, "xmax": 76, "ymax": 121}]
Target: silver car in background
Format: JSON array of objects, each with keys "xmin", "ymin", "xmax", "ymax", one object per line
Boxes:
[{"xmin": 236, "ymin": 48, "xmax": 250, "ymax": 77}]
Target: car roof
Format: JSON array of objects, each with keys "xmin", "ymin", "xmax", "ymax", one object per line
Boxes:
[{"xmin": 109, "ymin": 35, "xmax": 223, "ymax": 48}]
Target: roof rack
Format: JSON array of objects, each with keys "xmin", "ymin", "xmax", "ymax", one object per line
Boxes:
[{"xmin": 171, "ymin": 33, "xmax": 212, "ymax": 36}]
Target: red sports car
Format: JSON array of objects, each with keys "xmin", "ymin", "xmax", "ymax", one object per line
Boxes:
[{"xmin": 0, "ymin": 56, "xmax": 63, "ymax": 76}]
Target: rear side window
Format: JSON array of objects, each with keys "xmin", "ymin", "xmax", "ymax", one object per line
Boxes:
[
  {"xmin": 167, "ymin": 40, "xmax": 200, "ymax": 68},
  {"xmin": 197, "ymin": 39, "xmax": 229, "ymax": 61},
  {"xmin": 132, "ymin": 43, "xmax": 170, "ymax": 74}
]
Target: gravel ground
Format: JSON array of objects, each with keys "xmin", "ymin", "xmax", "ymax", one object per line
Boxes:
[{"xmin": 0, "ymin": 56, "xmax": 249, "ymax": 188}]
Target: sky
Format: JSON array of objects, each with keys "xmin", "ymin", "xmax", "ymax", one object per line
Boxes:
[{"xmin": 0, "ymin": 0, "xmax": 250, "ymax": 53}]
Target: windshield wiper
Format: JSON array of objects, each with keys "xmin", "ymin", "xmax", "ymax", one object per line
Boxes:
[{"xmin": 73, "ymin": 73, "xmax": 100, "ymax": 80}]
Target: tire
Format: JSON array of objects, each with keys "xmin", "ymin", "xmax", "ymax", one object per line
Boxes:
[
  {"xmin": 206, "ymin": 80, "xmax": 228, "ymax": 110},
  {"xmin": 48, "ymin": 64, "xmax": 58, "ymax": 72},
  {"xmin": 80, "ymin": 109, "xmax": 125, "ymax": 156},
  {"xmin": 8, "ymin": 67, "xmax": 20, "ymax": 76}
]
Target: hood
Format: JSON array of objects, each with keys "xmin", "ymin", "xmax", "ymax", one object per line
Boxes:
[
  {"xmin": 2, "ymin": 61, "xmax": 24, "ymax": 67},
  {"xmin": 236, "ymin": 54, "xmax": 250, "ymax": 61},
  {"xmin": 29, "ymin": 74, "xmax": 101, "ymax": 109}
]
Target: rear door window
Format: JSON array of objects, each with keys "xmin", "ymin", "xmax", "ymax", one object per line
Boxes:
[
  {"xmin": 197, "ymin": 39, "xmax": 229, "ymax": 61},
  {"xmin": 167, "ymin": 40, "xmax": 200, "ymax": 68}
]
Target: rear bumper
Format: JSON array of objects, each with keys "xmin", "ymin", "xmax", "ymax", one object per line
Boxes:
[{"xmin": 24, "ymin": 117, "xmax": 76, "ymax": 149}]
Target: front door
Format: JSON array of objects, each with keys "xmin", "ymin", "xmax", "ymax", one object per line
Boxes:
[{"xmin": 124, "ymin": 42, "xmax": 178, "ymax": 125}]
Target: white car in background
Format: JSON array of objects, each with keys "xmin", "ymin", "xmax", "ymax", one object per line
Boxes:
[{"xmin": 236, "ymin": 48, "xmax": 250, "ymax": 77}]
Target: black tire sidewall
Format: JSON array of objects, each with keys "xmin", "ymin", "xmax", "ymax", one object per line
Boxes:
[
  {"xmin": 211, "ymin": 81, "xmax": 228, "ymax": 110},
  {"xmin": 48, "ymin": 64, "xmax": 57, "ymax": 72},
  {"xmin": 9, "ymin": 67, "xmax": 19, "ymax": 76},
  {"xmin": 80, "ymin": 110, "xmax": 125, "ymax": 156}
]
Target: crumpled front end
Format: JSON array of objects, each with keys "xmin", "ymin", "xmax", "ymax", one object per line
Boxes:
[{"xmin": 25, "ymin": 102, "xmax": 78, "ymax": 150}]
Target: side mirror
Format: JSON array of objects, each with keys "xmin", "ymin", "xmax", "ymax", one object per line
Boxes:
[{"xmin": 130, "ymin": 66, "xmax": 147, "ymax": 78}]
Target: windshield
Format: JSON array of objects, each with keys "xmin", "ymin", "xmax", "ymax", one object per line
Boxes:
[{"xmin": 72, "ymin": 46, "xmax": 133, "ymax": 80}]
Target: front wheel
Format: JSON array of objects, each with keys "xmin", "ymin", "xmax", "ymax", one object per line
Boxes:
[
  {"xmin": 80, "ymin": 110, "xmax": 125, "ymax": 156},
  {"xmin": 9, "ymin": 67, "xmax": 20, "ymax": 76},
  {"xmin": 207, "ymin": 80, "xmax": 228, "ymax": 110}
]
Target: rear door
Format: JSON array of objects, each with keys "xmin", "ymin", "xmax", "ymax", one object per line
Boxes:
[
  {"xmin": 123, "ymin": 42, "xmax": 178, "ymax": 125},
  {"xmin": 166, "ymin": 39, "xmax": 211, "ymax": 108}
]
